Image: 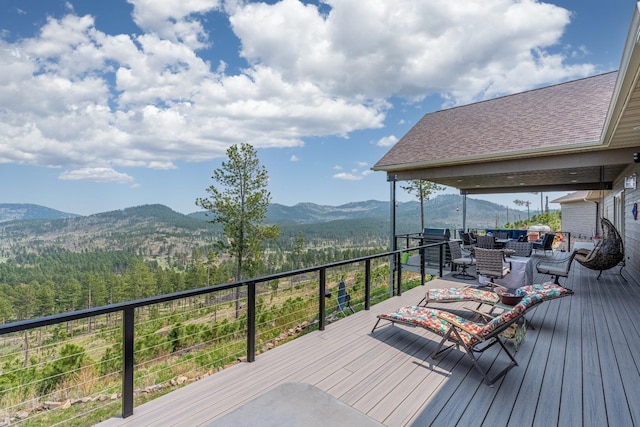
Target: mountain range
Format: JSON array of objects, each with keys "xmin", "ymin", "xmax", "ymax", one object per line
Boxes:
[
  {"xmin": 0, "ymin": 195, "xmax": 532, "ymax": 228},
  {"xmin": 0, "ymin": 196, "xmax": 535, "ymax": 259}
]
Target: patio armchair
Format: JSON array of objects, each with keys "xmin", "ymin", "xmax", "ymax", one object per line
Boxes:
[
  {"xmin": 447, "ymin": 241, "xmax": 475, "ymax": 280},
  {"xmin": 574, "ymin": 217, "xmax": 626, "ymax": 280},
  {"xmin": 460, "ymin": 232, "xmax": 476, "ymax": 249},
  {"xmin": 505, "ymin": 240, "xmax": 533, "ymax": 257},
  {"xmin": 532, "ymin": 233, "xmax": 555, "ymax": 256},
  {"xmin": 476, "ymin": 235, "xmax": 496, "ymax": 249},
  {"xmin": 535, "ymin": 251, "xmax": 578, "ymax": 285},
  {"xmin": 474, "ymin": 248, "xmax": 510, "ymax": 288},
  {"xmin": 372, "ymin": 293, "xmax": 546, "ymax": 385}
]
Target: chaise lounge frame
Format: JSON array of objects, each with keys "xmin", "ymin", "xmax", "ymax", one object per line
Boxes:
[{"xmin": 372, "ymin": 293, "xmax": 546, "ymax": 385}]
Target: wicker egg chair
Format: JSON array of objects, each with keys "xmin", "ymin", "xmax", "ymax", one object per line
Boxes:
[{"xmin": 574, "ymin": 217, "xmax": 626, "ymax": 280}]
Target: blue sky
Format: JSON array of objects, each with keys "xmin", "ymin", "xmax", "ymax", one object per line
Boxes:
[{"xmin": 0, "ymin": 0, "xmax": 633, "ymax": 216}]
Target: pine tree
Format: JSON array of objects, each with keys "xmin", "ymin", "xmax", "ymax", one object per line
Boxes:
[
  {"xmin": 196, "ymin": 143, "xmax": 280, "ymax": 318},
  {"xmin": 400, "ymin": 180, "xmax": 444, "ymax": 230}
]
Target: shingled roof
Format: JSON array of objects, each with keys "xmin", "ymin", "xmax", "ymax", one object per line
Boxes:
[
  {"xmin": 551, "ymin": 191, "xmax": 593, "ymax": 203},
  {"xmin": 374, "ymin": 71, "xmax": 618, "ymax": 171}
]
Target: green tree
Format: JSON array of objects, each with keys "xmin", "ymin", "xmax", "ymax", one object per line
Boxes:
[
  {"xmin": 35, "ymin": 280, "xmax": 56, "ymax": 317},
  {"xmin": 196, "ymin": 143, "xmax": 280, "ymax": 318},
  {"xmin": 400, "ymin": 180, "xmax": 444, "ymax": 230},
  {"xmin": 292, "ymin": 233, "xmax": 305, "ymax": 269}
]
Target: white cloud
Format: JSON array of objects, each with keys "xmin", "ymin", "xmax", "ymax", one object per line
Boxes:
[
  {"xmin": 230, "ymin": 0, "xmax": 591, "ymax": 104},
  {"xmin": 333, "ymin": 172, "xmax": 362, "ymax": 181},
  {"xmin": 290, "ymin": 155, "xmax": 299, "ymax": 162},
  {"xmin": 0, "ymin": 0, "xmax": 598, "ymax": 182},
  {"xmin": 59, "ymin": 167, "xmax": 134, "ymax": 183},
  {"xmin": 127, "ymin": 0, "xmax": 222, "ymax": 49},
  {"xmin": 377, "ymin": 135, "xmax": 398, "ymax": 147},
  {"xmin": 333, "ymin": 161, "xmax": 373, "ymax": 180}
]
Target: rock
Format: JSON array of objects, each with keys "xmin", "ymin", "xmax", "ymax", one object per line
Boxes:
[{"xmin": 44, "ymin": 401, "xmax": 62, "ymax": 409}]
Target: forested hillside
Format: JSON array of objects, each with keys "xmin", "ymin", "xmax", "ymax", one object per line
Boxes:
[
  {"xmin": 0, "ymin": 194, "xmax": 539, "ymax": 321},
  {"xmin": 1, "ymin": 195, "xmax": 530, "ymax": 261}
]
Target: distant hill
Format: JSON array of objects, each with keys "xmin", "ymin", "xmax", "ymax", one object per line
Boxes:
[
  {"xmin": 0, "ymin": 203, "xmax": 79, "ymax": 222},
  {"xmin": 0, "ymin": 197, "xmax": 538, "ymax": 260},
  {"xmin": 191, "ymin": 196, "xmax": 532, "ymax": 229},
  {"xmin": 0, "ymin": 204, "xmax": 219, "ymax": 257}
]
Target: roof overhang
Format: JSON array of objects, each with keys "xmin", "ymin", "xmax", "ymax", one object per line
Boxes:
[{"xmin": 386, "ymin": 146, "xmax": 636, "ymax": 194}]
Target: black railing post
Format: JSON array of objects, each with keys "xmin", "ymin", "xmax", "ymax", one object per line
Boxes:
[
  {"xmin": 319, "ymin": 268, "xmax": 326, "ymax": 330},
  {"xmin": 420, "ymin": 245, "xmax": 425, "ymax": 284},
  {"xmin": 364, "ymin": 259, "xmax": 371, "ymax": 310},
  {"xmin": 247, "ymin": 281, "xmax": 256, "ymax": 362},
  {"xmin": 122, "ymin": 307, "xmax": 134, "ymax": 418},
  {"xmin": 396, "ymin": 252, "xmax": 402, "ymax": 296},
  {"xmin": 439, "ymin": 243, "xmax": 444, "ymax": 278}
]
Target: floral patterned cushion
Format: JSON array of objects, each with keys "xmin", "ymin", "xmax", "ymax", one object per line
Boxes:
[
  {"xmin": 518, "ymin": 282, "xmax": 573, "ymax": 300},
  {"xmin": 378, "ymin": 306, "xmax": 479, "ymax": 346},
  {"xmin": 478, "ymin": 293, "xmax": 544, "ymax": 337},
  {"xmin": 426, "ymin": 287, "xmax": 500, "ymax": 305},
  {"xmin": 424, "ymin": 282, "xmax": 572, "ymax": 307}
]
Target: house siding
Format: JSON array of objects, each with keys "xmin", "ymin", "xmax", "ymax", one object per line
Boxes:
[
  {"xmin": 615, "ymin": 163, "xmax": 640, "ymax": 277},
  {"xmin": 561, "ymin": 201, "xmax": 598, "ymax": 244}
]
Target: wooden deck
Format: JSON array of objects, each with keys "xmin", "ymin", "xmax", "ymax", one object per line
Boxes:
[{"xmin": 98, "ymin": 254, "xmax": 640, "ymax": 426}]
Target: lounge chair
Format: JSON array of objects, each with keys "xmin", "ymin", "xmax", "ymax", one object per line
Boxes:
[
  {"xmin": 418, "ymin": 282, "xmax": 573, "ymax": 308},
  {"xmin": 372, "ymin": 293, "xmax": 545, "ymax": 385}
]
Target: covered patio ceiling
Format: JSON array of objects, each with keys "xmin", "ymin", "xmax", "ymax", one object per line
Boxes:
[
  {"xmin": 390, "ymin": 150, "xmax": 633, "ymax": 195},
  {"xmin": 373, "ymin": 5, "xmax": 640, "ymax": 196}
]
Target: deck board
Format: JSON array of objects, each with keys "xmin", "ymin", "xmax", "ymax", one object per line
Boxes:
[{"xmin": 97, "ymin": 253, "xmax": 640, "ymax": 427}]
